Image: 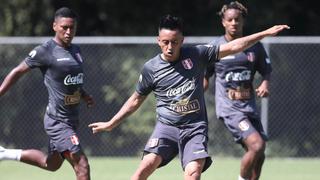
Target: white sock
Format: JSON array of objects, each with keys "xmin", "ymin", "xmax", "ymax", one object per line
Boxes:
[
  {"xmin": 238, "ymin": 175, "xmax": 248, "ymax": 180},
  {"xmin": 0, "ymin": 148, "xmax": 22, "ymax": 161}
]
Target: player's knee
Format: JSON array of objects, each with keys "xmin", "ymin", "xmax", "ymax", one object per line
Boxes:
[
  {"xmin": 75, "ymin": 161, "xmax": 90, "ymax": 177},
  {"xmin": 184, "ymin": 161, "xmax": 203, "ymax": 179},
  {"xmin": 185, "ymin": 168, "xmax": 201, "ymax": 179},
  {"xmin": 248, "ymin": 140, "xmax": 265, "ymax": 155},
  {"xmin": 46, "ymin": 163, "xmax": 62, "ymax": 172}
]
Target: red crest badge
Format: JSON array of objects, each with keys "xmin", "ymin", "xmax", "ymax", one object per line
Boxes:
[
  {"xmin": 70, "ymin": 135, "xmax": 80, "ymax": 145},
  {"xmin": 182, "ymin": 58, "xmax": 193, "ymax": 69}
]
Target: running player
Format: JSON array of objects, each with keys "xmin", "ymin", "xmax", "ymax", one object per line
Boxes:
[
  {"xmin": 88, "ymin": 15, "xmax": 288, "ymax": 180},
  {"xmin": 0, "ymin": 7, "xmax": 93, "ymax": 180},
  {"xmin": 204, "ymin": 2, "xmax": 271, "ymax": 180}
]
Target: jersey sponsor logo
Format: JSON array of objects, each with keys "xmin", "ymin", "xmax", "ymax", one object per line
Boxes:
[
  {"xmin": 167, "ymin": 79, "xmax": 195, "ymax": 97},
  {"xmin": 64, "ymin": 90, "xmax": 81, "ymax": 105},
  {"xmin": 182, "ymin": 58, "xmax": 193, "ymax": 70},
  {"xmin": 64, "ymin": 73, "xmax": 84, "ymax": 85},
  {"xmin": 170, "ymin": 99, "xmax": 200, "ymax": 115},
  {"xmin": 239, "ymin": 120, "xmax": 250, "ymax": 131},
  {"xmin": 57, "ymin": 57, "xmax": 70, "ymax": 61},
  {"xmin": 225, "ymin": 70, "xmax": 251, "ymax": 82},
  {"xmin": 76, "ymin": 53, "xmax": 83, "ymax": 62},
  {"xmin": 70, "ymin": 134, "xmax": 80, "ymax": 145},
  {"xmin": 28, "ymin": 50, "xmax": 37, "ymax": 58},
  {"xmin": 147, "ymin": 138, "xmax": 159, "ymax": 148},
  {"xmin": 246, "ymin": 52, "xmax": 256, "ymax": 62}
]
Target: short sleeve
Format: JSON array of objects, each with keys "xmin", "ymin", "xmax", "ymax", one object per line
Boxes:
[
  {"xmin": 202, "ymin": 44, "xmax": 219, "ymax": 78},
  {"xmin": 255, "ymin": 43, "xmax": 272, "ymax": 77},
  {"xmin": 135, "ymin": 64, "xmax": 154, "ymax": 96},
  {"xmin": 24, "ymin": 45, "xmax": 49, "ymax": 68}
]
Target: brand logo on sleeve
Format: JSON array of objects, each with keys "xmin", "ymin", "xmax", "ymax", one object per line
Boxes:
[
  {"xmin": 28, "ymin": 50, "xmax": 37, "ymax": 58},
  {"xmin": 76, "ymin": 53, "xmax": 83, "ymax": 62}
]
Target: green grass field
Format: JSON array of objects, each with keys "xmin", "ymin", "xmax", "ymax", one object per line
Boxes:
[{"xmin": 1, "ymin": 157, "xmax": 319, "ymax": 180}]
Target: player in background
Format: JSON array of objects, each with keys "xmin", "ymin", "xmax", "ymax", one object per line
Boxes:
[
  {"xmin": 0, "ymin": 7, "xmax": 93, "ymax": 180},
  {"xmin": 203, "ymin": 2, "xmax": 272, "ymax": 180},
  {"xmin": 89, "ymin": 14, "xmax": 288, "ymax": 180}
]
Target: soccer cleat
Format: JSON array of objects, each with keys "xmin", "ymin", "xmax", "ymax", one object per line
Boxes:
[{"xmin": 0, "ymin": 146, "xmax": 6, "ymax": 160}]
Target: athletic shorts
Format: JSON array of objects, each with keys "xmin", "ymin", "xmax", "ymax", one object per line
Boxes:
[
  {"xmin": 44, "ymin": 113, "xmax": 82, "ymax": 155},
  {"xmin": 143, "ymin": 121, "xmax": 212, "ymax": 172},
  {"xmin": 219, "ymin": 113, "xmax": 268, "ymax": 143}
]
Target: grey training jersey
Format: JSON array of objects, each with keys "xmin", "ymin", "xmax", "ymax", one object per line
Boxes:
[
  {"xmin": 206, "ymin": 36, "xmax": 272, "ymax": 118},
  {"xmin": 25, "ymin": 39, "xmax": 85, "ymax": 126},
  {"xmin": 136, "ymin": 45, "xmax": 219, "ymax": 126}
]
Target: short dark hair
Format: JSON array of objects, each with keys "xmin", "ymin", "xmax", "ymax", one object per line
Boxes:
[
  {"xmin": 159, "ymin": 15, "xmax": 183, "ymax": 34},
  {"xmin": 218, "ymin": 1, "xmax": 248, "ymax": 19},
  {"xmin": 54, "ymin": 7, "xmax": 78, "ymax": 21}
]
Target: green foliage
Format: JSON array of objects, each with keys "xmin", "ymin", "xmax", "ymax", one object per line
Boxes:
[
  {"xmin": 0, "ymin": 0, "xmax": 316, "ymax": 36},
  {"xmin": 0, "ymin": 1, "xmax": 53, "ymax": 36}
]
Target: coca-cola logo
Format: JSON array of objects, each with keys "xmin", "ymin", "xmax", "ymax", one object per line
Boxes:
[
  {"xmin": 64, "ymin": 73, "xmax": 84, "ymax": 85},
  {"xmin": 166, "ymin": 80, "xmax": 195, "ymax": 97}
]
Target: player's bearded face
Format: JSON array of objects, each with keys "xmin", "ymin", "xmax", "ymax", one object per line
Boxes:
[
  {"xmin": 53, "ymin": 17, "xmax": 77, "ymax": 47},
  {"xmin": 158, "ymin": 29, "xmax": 184, "ymax": 62}
]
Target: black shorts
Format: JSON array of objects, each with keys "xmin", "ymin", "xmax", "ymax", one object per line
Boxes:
[
  {"xmin": 143, "ymin": 121, "xmax": 212, "ymax": 172},
  {"xmin": 44, "ymin": 114, "xmax": 82, "ymax": 155},
  {"xmin": 219, "ymin": 113, "xmax": 268, "ymax": 143}
]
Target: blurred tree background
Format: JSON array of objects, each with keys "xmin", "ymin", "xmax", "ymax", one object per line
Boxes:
[{"xmin": 0, "ymin": 0, "xmax": 319, "ymax": 36}]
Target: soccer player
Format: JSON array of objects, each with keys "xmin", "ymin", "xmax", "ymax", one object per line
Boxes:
[
  {"xmin": 0, "ymin": 7, "xmax": 93, "ymax": 180},
  {"xmin": 203, "ymin": 2, "xmax": 272, "ymax": 180},
  {"xmin": 88, "ymin": 15, "xmax": 288, "ymax": 180}
]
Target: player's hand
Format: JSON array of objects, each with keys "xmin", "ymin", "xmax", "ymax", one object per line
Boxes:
[
  {"xmin": 263, "ymin": 25, "xmax": 290, "ymax": 36},
  {"xmin": 255, "ymin": 84, "xmax": 269, "ymax": 97},
  {"xmin": 83, "ymin": 94, "xmax": 94, "ymax": 108},
  {"xmin": 88, "ymin": 121, "xmax": 114, "ymax": 134}
]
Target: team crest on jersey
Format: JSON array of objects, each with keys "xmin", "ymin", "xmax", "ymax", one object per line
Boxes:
[
  {"xmin": 182, "ymin": 58, "xmax": 193, "ymax": 70},
  {"xmin": 147, "ymin": 138, "xmax": 159, "ymax": 148},
  {"xmin": 70, "ymin": 135, "xmax": 80, "ymax": 145},
  {"xmin": 239, "ymin": 121, "xmax": 250, "ymax": 131},
  {"xmin": 75, "ymin": 53, "xmax": 83, "ymax": 62},
  {"xmin": 246, "ymin": 52, "xmax": 255, "ymax": 62}
]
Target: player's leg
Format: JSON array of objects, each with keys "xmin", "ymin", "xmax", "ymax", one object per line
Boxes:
[
  {"xmin": 0, "ymin": 146, "xmax": 64, "ymax": 171},
  {"xmin": 44, "ymin": 114, "xmax": 90, "ymax": 179},
  {"xmin": 220, "ymin": 115, "xmax": 267, "ymax": 180},
  {"xmin": 251, "ymin": 151, "xmax": 265, "ymax": 180},
  {"xmin": 184, "ymin": 158, "xmax": 206, "ymax": 180},
  {"xmin": 131, "ymin": 153, "xmax": 162, "ymax": 180},
  {"xmin": 131, "ymin": 121, "xmax": 179, "ymax": 180},
  {"xmin": 21, "ymin": 149, "xmax": 64, "ymax": 171},
  {"xmin": 180, "ymin": 121, "xmax": 212, "ymax": 180},
  {"xmin": 64, "ymin": 150, "xmax": 90, "ymax": 180},
  {"xmin": 240, "ymin": 132, "xmax": 265, "ymax": 180}
]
